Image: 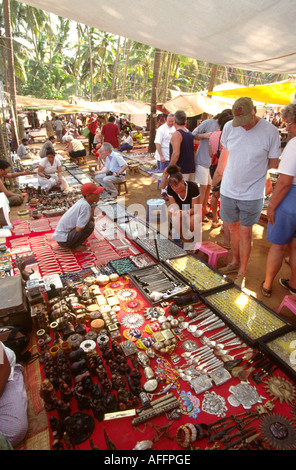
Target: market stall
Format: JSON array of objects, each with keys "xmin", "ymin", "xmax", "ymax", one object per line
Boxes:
[{"xmin": 1, "ymin": 178, "xmax": 296, "ymax": 452}]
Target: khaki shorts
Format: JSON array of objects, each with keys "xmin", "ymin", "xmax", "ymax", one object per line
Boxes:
[{"xmin": 195, "ymin": 165, "xmax": 211, "ymax": 185}]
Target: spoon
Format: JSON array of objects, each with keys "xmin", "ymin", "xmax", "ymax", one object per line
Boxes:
[
  {"xmin": 187, "ymin": 316, "xmax": 220, "ymax": 333},
  {"xmin": 218, "ymin": 348, "xmax": 253, "ymax": 362},
  {"xmin": 215, "ymin": 344, "xmax": 247, "ymax": 357},
  {"xmin": 201, "ymin": 331, "xmax": 236, "ymax": 347},
  {"xmin": 192, "ymin": 320, "xmax": 225, "ymax": 338},
  {"xmin": 181, "ymin": 344, "xmax": 210, "ymax": 359},
  {"xmin": 179, "ymin": 311, "xmax": 214, "ymax": 330}
]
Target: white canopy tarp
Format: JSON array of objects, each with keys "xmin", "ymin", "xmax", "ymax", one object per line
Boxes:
[
  {"xmin": 19, "ymin": 0, "xmax": 296, "ymax": 74},
  {"xmin": 163, "ymin": 92, "xmax": 235, "ymax": 117}
]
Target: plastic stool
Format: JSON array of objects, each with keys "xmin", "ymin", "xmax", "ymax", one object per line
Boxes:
[
  {"xmin": 194, "ymin": 240, "xmax": 228, "ymax": 268},
  {"xmin": 146, "ymin": 198, "xmax": 167, "ymax": 225},
  {"xmin": 277, "ymin": 295, "xmax": 296, "ymax": 315}
]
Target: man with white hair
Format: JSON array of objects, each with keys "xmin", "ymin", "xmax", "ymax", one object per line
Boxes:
[
  {"xmin": 92, "ymin": 142, "xmax": 128, "ymax": 198},
  {"xmin": 213, "ymin": 97, "xmax": 281, "ymax": 287}
]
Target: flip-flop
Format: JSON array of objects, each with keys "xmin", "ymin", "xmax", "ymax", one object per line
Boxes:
[
  {"xmin": 219, "ymin": 263, "xmax": 239, "ymax": 274},
  {"xmin": 261, "ymin": 281, "xmax": 272, "ymax": 297}
]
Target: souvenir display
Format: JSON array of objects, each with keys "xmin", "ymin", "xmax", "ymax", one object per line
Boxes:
[
  {"xmin": 260, "ymin": 330, "xmax": 296, "ymax": 381},
  {"xmin": 129, "ymin": 263, "xmax": 188, "ymax": 304},
  {"xmin": 165, "ymin": 254, "xmax": 232, "ymax": 294},
  {"xmin": 201, "ymin": 286, "xmax": 291, "ymax": 345},
  {"xmin": 5, "ymin": 177, "xmax": 296, "ymax": 452}
]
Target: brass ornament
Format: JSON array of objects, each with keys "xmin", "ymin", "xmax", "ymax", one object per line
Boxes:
[
  {"xmin": 263, "ymin": 375, "xmax": 296, "ymax": 406},
  {"xmin": 260, "ymin": 413, "xmax": 296, "ymax": 450}
]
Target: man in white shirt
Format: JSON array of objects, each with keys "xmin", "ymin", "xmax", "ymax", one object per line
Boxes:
[
  {"xmin": 155, "ymin": 114, "xmax": 175, "ymax": 200},
  {"xmin": 52, "ymin": 182, "xmax": 104, "ymax": 251},
  {"xmin": 155, "ymin": 114, "xmax": 175, "ymax": 170},
  {"xmin": 93, "ymin": 142, "xmax": 128, "ymax": 198},
  {"xmin": 213, "ymin": 97, "xmax": 280, "ymax": 287}
]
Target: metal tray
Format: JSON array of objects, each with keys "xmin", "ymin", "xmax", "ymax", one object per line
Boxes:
[
  {"xmin": 200, "ymin": 285, "xmax": 292, "ymax": 346},
  {"xmin": 164, "ymin": 253, "xmax": 233, "ymax": 295},
  {"xmin": 128, "ymin": 262, "xmax": 189, "ymax": 305},
  {"xmin": 259, "ymin": 329, "xmax": 296, "ymax": 382}
]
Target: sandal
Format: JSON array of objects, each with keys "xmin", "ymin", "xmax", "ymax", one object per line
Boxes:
[{"xmin": 261, "ymin": 281, "xmax": 272, "ymax": 297}]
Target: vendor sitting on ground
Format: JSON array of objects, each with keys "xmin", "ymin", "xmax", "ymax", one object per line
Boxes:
[
  {"xmin": 92, "ymin": 142, "xmax": 128, "ymax": 198},
  {"xmin": 39, "ymin": 136, "xmax": 55, "ymax": 159},
  {"xmin": 134, "ymin": 128, "xmax": 143, "ymax": 143},
  {"xmin": 16, "ymin": 139, "xmax": 29, "ymax": 159},
  {"xmin": 64, "ymin": 135, "xmax": 87, "ymax": 163},
  {"xmin": 0, "ymin": 159, "xmax": 28, "ymax": 206},
  {"xmin": 0, "ymin": 342, "xmax": 28, "ymax": 448},
  {"xmin": 120, "ymin": 130, "xmax": 133, "ymax": 152},
  {"xmin": 52, "ymin": 182, "xmax": 104, "ymax": 252},
  {"xmin": 38, "ymin": 149, "xmax": 68, "ymax": 192},
  {"xmin": 167, "ymin": 164, "xmax": 201, "ymax": 243}
]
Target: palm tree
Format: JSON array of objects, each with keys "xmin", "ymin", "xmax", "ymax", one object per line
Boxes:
[
  {"xmin": 148, "ymin": 48, "xmax": 162, "ymax": 153},
  {"xmin": 3, "ymin": 0, "xmax": 18, "ymax": 150}
]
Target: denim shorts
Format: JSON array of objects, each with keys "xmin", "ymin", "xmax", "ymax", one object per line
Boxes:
[
  {"xmin": 220, "ymin": 195, "xmax": 263, "ymax": 226},
  {"xmin": 267, "ymin": 185, "xmax": 296, "ymax": 245},
  {"xmin": 157, "ymin": 160, "xmax": 170, "ymax": 171}
]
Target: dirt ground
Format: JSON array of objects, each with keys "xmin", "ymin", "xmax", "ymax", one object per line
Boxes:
[{"xmin": 9, "ymin": 142, "xmax": 296, "ymax": 327}]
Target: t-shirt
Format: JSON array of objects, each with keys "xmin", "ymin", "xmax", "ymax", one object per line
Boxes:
[
  {"xmin": 220, "ymin": 118, "xmax": 281, "ymax": 200},
  {"xmin": 52, "ymin": 197, "xmax": 91, "ymax": 242},
  {"xmin": 17, "ymin": 144, "xmax": 28, "ymax": 158},
  {"xmin": 39, "ymin": 156, "xmax": 61, "ymax": 176},
  {"xmin": 54, "ymin": 120, "xmax": 63, "ymax": 131},
  {"xmin": 106, "ymin": 152, "xmax": 127, "ymax": 175},
  {"xmin": 167, "ymin": 180, "xmax": 200, "ymax": 210},
  {"xmin": 278, "ymin": 136, "xmax": 296, "ymax": 185},
  {"xmin": 209, "ymin": 130, "xmax": 222, "ymax": 156},
  {"xmin": 154, "ymin": 123, "xmax": 176, "ymax": 161},
  {"xmin": 101, "ymin": 122, "xmax": 120, "ymax": 148},
  {"xmin": 71, "ymin": 139, "xmax": 85, "ymax": 152},
  {"xmin": 193, "ymin": 119, "xmax": 219, "ymax": 168},
  {"xmin": 122, "ymin": 135, "xmax": 133, "ymax": 147}
]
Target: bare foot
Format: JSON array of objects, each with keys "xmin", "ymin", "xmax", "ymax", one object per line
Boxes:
[{"xmin": 73, "ymin": 245, "xmax": 89, "ymax": 252}]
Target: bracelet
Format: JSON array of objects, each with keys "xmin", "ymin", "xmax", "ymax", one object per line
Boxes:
[
  {"xmin": 176, "ymin": 425, "xmax": 192, "ymax": 449},
  {"xmin": 184, "ymin": 423, "xmax": 197, "ymax": 442}
]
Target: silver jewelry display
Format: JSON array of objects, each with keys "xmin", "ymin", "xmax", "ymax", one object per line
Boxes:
[{"xmin": 202, "ymin": 391, "xmax": 228, "ymax": 417}]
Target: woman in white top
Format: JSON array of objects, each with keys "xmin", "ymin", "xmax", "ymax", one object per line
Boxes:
[
  {"xmin": 262, "ymin": 103, "xmax": 296, "ymax": 297},
  {"xmin": 38, "ymin": 149, "xmax": 68, "ymax": 192}
]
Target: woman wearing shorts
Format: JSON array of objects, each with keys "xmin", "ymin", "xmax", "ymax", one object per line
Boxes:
[{"xmin": 262, "ymin": 103, "xmax": 296, "ymax": 297}]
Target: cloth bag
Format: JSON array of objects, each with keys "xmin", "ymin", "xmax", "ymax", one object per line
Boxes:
[{"xmin": 82, "ymin": 127, "xmax": 90, "ymax": 137}]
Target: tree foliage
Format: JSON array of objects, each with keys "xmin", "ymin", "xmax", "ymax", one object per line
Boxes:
[{"xmin": 0, "ymin": 0, "xmax": 289, "ymax": 103}]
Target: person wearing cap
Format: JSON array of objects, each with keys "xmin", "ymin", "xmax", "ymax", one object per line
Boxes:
[
  {"xmin": 64, "ymin": 135, "xmax": 87, "ymax": 163},
  {"xmin": 213, "ymin": 97, "xmax": 280, "ymax": 288},
  {"xmin": 52, "ymin": 182, "xmax": 104, "ymax": 252},
  {"xmin": 92, "ymin": 142, "xmax": 128, "ymax": 198}
]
